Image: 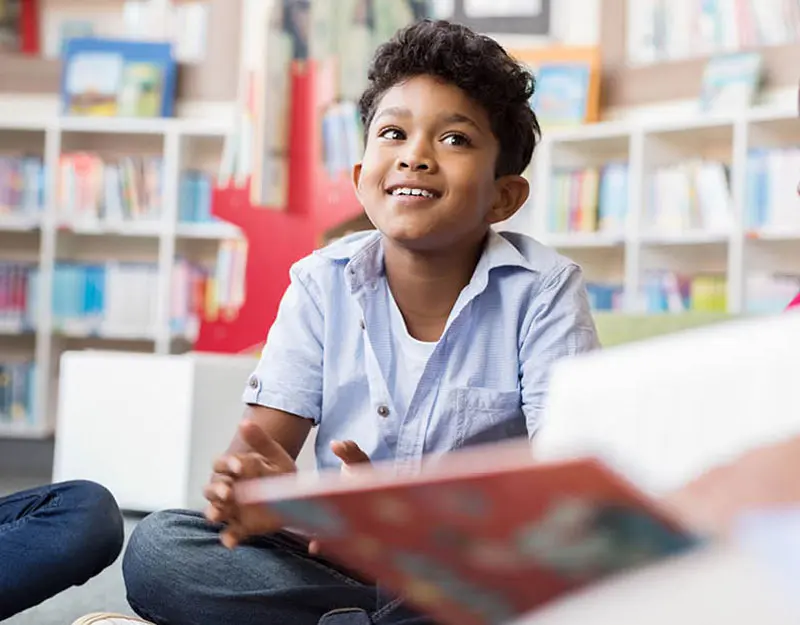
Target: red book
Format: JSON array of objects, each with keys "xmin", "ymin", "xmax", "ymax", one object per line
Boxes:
[
  {"xmin": 236, "ymin": 440, "xmax": 698, "ymax": 625},
  {"xmin": 19, "ymin": 0, "xmax": 38, "ymax": 55}
]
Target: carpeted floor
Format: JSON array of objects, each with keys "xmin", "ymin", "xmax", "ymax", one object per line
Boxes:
[{"xmin": 2, "ymin": 477, "xmax": 139, "ymax": 625}]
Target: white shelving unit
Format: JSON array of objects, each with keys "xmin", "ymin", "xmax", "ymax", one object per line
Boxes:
[
  {"xmin": 0, "ymin": 116, "xmax": 239, "ymax": 439},
  {"xmin": 518, "ymin": 105, "xmax": 800, "ymax": 315}
]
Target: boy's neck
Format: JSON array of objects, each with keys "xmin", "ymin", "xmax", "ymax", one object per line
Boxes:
[{"xmin": 383, "ymin": 235, "xmax": 486, "ymax": 342}]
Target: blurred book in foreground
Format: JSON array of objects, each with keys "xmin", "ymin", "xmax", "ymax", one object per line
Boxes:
[{"xmin": 237, "ymin": 441, "xmax": 699, "ymax": 625}]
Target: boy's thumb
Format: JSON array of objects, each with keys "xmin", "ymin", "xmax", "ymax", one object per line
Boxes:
[{"xmin": 331, "ymin": 440, "xmax": 370, "ymax": 466}]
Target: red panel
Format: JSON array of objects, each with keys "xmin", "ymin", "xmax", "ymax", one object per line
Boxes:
[{"xmin": 194, "ymin": 61, "xmax": 365, "ymax": 354}]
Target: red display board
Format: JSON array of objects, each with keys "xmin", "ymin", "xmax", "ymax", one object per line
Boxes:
[{"xmin": 194, "ymin": 60, "xmax": 364, "ymax": 354}]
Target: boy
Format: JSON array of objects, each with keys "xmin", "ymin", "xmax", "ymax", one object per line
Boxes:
[{"xmin": 122, "ymin": 19, "xmax": 599, "ymax": 625}]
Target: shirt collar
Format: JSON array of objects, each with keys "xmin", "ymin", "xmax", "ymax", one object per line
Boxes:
[{"xmin": 316, "ymin": 229, "xmax": 535, "ymax": 292}]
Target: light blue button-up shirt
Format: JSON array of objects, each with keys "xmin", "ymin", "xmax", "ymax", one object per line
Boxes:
[{"xmin": 243, "ymin": 229, "xmax": 599, "ymax": 473}]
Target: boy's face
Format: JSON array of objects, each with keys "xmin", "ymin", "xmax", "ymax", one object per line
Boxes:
[{"xmin": 353, "ymin": 75, "xmax": 529, "ymax": 252}]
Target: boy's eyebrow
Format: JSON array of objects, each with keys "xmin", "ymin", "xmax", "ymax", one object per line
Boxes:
[{"xmin": 374, "ymin": 107, "xmax": 484, "ymax": 133}]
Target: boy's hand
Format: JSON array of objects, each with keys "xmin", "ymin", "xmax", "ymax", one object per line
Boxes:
[
  {"xmin": 307, "ymin": 439, "xmax": 370, "ymax": 555},
  {"xmin": 204, "ymin": 419, "xmax": 296, "ymax": 548},
  {"xmin": 663, "ymin": 435, "xmax": 800, "ymax": 536}
]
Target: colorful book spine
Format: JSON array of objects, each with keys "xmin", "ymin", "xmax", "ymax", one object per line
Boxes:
[
  {"xmin": 178, "ymin": 170, "xmax": 215, "ymax": 223},
  {"xmin": 646, "ymin": 160, "xmax": 733, "ymax": 235},
  {"xmin": 0, "ymin": 262, "xmax": 38, "ymax": 330},
  {"xmin": 642, "ymin": 271, "xmax": 728, "ymax": 313},
  {"xmin": 549, "ymin": 164, "xmax": 629, "ymax": 235},
  {"xmin": 0, "ymin": 156, "xmax": 45, "ymax": 216},
  {"xmin": 586, "ymin": 283, "xmax": 625, "ymax": 312},
  {"xmin": 170, "ymin": 240, "xmax": 248, "ymax": 340},
  {"xmin": 321, "ymin": 101, "xmax": 363, "ymax": 178},
  {"xmin": 57, "ymin": 153, "xmax": 164, "ymax": 224},
  {"xmin": 52, "ymin": 262, "xmax": 159, "ymax": 337},
  {"xmin": 0, "ymin": 361, "xmax": 37, "ymax": 426},
  {"xmin": 745, "ymin": 147, "xmax": 800, "ymax": 231},
  {"xmin": 629, "ymin": 0, "xmax": 800, "ymax": 64}
]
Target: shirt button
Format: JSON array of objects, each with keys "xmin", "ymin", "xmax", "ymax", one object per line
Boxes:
[
  {"xmin": 377, "ymin": 404, "xmax": 390, "ymax": 418},
  {"xmin": 248, "ymin": 375, "xmax": 259, "ymax": 389}
]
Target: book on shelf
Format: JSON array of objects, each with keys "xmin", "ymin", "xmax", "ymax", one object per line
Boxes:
[
  {"xmin": 61, "ymin": 38, "xmax": 177, "ymax": 118},
  {"xmin": 586, "ymin": 283, "xmax": 624, "ymax": 312},
  {"xmin": 0, "ymin": 360, "xmax": 36, "ymax": 426},
  {"xmin": 746, "ymin": 148, "xmax": 800, "ymax": 233},
  {"xmin": 236, "ymin": 438, "xmax": 700, "ymax": 625},
  {"xmin": 549, "ymin": 164, "xmax": 628, "ymax": 236},
  {"xmin": 0, "ymin": 262, "xmax": 37, "ymax": 331},
  {"xmin": 511, "ymin": 46, "xmax": 602, "ymax": 129},
  {"xmin": 213, "ymin": 239, "xmax": 248, "ymax": 316},
  {"xmin": 52, "ymin": 262, "xmax": 158, "ymax": 338},
  {"xmin": 0, "ymin": 155, "xmax": 45, "ymax": 218},
  {"xmin": 321, "ymin": 101, "xmax": 363, "ymax": 178},
  {"xmin": 178, "ymin": 170, "xmax": 214, "ymax": 224},
  {"xmin": 627, "ymin": 0, "xmax": 800, "ymax": 65},
  {"xmin": 0, "ymin": 0, "xmax": 38, "ymax": 54},
  {"xmin": 58, "ymin": 153, "xmax": 164, "ymax": 227},
  {"xmin": 170, "ymin": 245, "xmax": 247, "ymax": 341},
  {"xmin": 170, "ymin": 258, "xmax": 213, "ymax": 340},
  {"xmin": 699, "ymin": 51, "xmax": 762, "ymax": 113},
  {"xmin": 642, "ymin": 272, "xmax": 727, "ymax": 314},
  {"xmin": 646, "ymin": 160, "xmax": 733, "ymax": 236}
]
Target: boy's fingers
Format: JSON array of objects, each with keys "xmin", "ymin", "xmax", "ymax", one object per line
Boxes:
[
  {"xmin": 220, "ymin": 524, "xmax": 245, "ymax": 550},
  {"xmin": 212, "ymin": 455, "xmax": 244, "ymax": 477},
  {"xmin": 331, "ymin": 440, "xmax": 370, "ymax": 465},
  {"xmin": 203, "ymin": 480, "xmax": 234, "ymax": 505},
  {"xmin": 204, "ymin": 503, "xmax": 230, "ymax": 525},
  {"xmin": 308, "ymin": 539, "xmax": 321, "ymax": 555}
]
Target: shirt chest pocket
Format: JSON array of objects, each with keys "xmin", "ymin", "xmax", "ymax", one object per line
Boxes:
[{"xmin": 454, "ymin": 386, "xmax": 525, "ymax": 449}]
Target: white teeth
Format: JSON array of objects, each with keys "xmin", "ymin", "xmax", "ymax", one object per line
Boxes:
[{"xmin": 391, "ymin": 187, "xmax": 435, "ymax": 198}]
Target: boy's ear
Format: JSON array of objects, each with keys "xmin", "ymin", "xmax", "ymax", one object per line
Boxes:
[
  {"xmin": 352, "ymin": 163, "xmax": 363, "ymax": 197},
  {"xmin": 487, "ymin": 175, "xmax": 530, "ymax": 225}
]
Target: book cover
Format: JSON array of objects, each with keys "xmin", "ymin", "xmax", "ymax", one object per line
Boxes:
[
  {"xmin": 699, "ymin": 51, "xmax": 762, "ymax": 113},
  {"xmin": 236, "ymin": 441, "xmax": 698, "ymax": 625},
  {"xmin": 510, "ymin": 46, "xmax": 601, "ymax": 128},
  {"xmin": 61, "ymin": 38, "xmax": 177, "ymax": 118}
]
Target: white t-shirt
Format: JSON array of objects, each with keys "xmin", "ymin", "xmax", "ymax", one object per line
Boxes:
[{"xmin": 388, "ymin": 291, "xmax": 437, "ymax": 419}]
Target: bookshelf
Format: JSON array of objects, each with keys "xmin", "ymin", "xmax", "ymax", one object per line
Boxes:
[
  {"xmin": 519, "ymin": 104, "xmax": 800, "ymax": 316},
  {"xmin": 0, "ymin": 115, "xmax": 238, "ymax": 439}
]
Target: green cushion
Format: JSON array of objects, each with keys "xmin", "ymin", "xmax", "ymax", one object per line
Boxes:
[{"xmin": 593, "ymin": 312, "xmax": 737, "ymax": 347}]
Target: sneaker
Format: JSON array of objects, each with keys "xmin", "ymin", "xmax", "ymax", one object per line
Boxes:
[{"xmin": 71, "ymin": 614, "xmax": 154, "ymax": 625}]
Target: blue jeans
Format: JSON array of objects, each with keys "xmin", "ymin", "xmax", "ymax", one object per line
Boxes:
[
  {"xmin": 0, "ymin": 480, "xmax": 124, "ymax": 620},
  {"xmin": 123, "ymin": 510, "xmax": 435, "ymax": 625}
]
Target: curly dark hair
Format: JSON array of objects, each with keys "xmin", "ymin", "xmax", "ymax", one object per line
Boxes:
[{"xmin": 358, "ymin": 19, "xmax": 541, "ymax": 178}]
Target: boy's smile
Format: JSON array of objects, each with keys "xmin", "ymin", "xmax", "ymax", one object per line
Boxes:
[{"xmin": 353, "ymin": 74, "xmax": 527, "ymax": 253}]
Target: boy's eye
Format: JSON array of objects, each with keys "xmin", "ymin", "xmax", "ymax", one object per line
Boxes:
[
  {"xmin": 442, "ymin": 133, "xmax": 471, "ymax": 147},
  {"xmin": 378, "ymin": 127, "xmax": 405, "ymax": 141}
]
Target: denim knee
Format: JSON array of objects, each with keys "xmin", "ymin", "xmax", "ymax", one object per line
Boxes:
[
  {"xmin": 122, "ymin": 509, "xmax": 189, "ymax": 617},
  {"xmin": 57, "ymin": 480, "xmax": 124, "ymax": 576}
]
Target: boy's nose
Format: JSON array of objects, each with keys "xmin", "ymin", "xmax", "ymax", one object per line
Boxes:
[{"xmin": 400, "ymin": 159, "xmax": 430, "ymax": 171}]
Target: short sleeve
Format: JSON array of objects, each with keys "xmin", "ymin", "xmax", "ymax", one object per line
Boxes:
[
  {"xmin": 520, "ymin": 264, "xmax": 600, "ymax": 438},
  {"xmin": 242, "ymin": 265, "xmax": 324, "ymax": 424}
]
